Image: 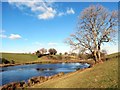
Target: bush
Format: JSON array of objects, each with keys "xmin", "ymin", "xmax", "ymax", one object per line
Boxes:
[
  {"xmin": 10, "ymin": 60, "xmax": 15, "ymax": 64},
  {"xmin": 100, "ymin": 52, "xmax": 107, "ymax": 61},
  {"xmin": 64, "ymin": 56, "xmax": 71, "ymax": 60},
  {"xmin": 0, "ymin": 58, "xmax": 10, "ymax": 64},
  {"xmin": 0, "ymin": 58, "xmax": 15, "ymax": 64},
  {"xmin": 47, "ymin": 55, "xmax": 57, "ymax": 60},
  {"xmin": 78, "ymin": 53, "xmax": 93, "ymax": 60},
  {"xmin": 57, "ymin": 55, "xmax": 62, "ymax": 60}
]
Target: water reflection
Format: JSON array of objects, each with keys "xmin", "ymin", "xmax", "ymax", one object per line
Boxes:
[{"xmin": 1, "ymin": 63, "xmax": 90, "ymax": 86}]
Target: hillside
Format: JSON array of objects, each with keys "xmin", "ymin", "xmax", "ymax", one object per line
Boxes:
[
  {"xmin": 1, "ymin": 53, "xmax": 37, "ymax": 63},
  {"xmin": 32, "ymin": 53, "xmax": 118, "ymax": 88}
]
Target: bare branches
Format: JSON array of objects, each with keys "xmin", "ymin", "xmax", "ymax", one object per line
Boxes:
[{"xmin": 65, "ymin": 5, "xmax": 118, "ymax": 63}]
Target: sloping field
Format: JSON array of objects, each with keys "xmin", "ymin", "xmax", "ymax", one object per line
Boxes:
[{"xmin": 32, "ymin": 53, "xmax": 118, "ymax": 88}]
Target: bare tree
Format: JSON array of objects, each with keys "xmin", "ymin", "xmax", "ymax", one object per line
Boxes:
[
  {"xmin": 65, "ymin": 5, "xmax": 118, "ymax": 63},
  {"xmin": 39, "ymin": 48, "xmax": 47, "ymax": 54}
]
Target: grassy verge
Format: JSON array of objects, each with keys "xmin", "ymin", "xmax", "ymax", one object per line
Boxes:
[
  {"xmin": 1, "ymin": 53, "xmax": 38, "ymax": 63},
  {"xmin": 32, "ymin": 55, "xmax": 118, "ymax": 88}
]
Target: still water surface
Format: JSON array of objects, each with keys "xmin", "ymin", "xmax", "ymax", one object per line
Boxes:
[{"xmin": 0, "ymin": 63, "xmax": 90, "ymax": 86}]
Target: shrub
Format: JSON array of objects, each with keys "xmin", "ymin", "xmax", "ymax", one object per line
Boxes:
[
  {"xmin": 64, "ymin": 52, "xmax": 68, "ymax": 55},
  {"xmin": 10, "ymin": 60, "xmax": 15, "ymax": 64},
  {"xmin": 78, "ymin": 53, "xmax": 93, "ymax": 60},
  {"xmin": 0, "ymin": 58, "xmax": 10, "ymax": 64},
  {"xmin": 47, "ymin": 55, "xmax": 57, "ymax": 60},
  {"xmin": 59, "ymin": 53, "xmax": 62, "ymax": 55},
  {"xmin": 57, "ymin": 55, "xmax": 62, "ymax": 60},
  {"xmin": 64, "ymin": 56, "xmax": 71, "ymax": 60}
]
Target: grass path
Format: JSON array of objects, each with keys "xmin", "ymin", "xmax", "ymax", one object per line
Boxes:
[{"xmin": 32, "ymin": 57, "xmax": 118, "ymax": 88}]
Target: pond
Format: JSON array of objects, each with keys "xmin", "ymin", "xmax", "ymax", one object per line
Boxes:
[{"xmin": 0, "ymin": 63, "xmax": 90, "ymax": 86}]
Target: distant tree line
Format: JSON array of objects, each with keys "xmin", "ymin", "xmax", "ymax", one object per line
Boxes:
[
  {"xmin": 35, "ymin": 47, "xmax": 107, "ymax": 61},
  {"xmin": 35, "ymin": 48, "xmax": 57, "ymax": 58}
]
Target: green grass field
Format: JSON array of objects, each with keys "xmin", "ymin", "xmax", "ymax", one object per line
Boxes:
[
  {"xmin": 1, "ymin": 52, "xmax": 119, "ymax": 88},
  {"xmin": 32, "ymin": 53, "xmax": 118, "ymax": 88},
  {"xmin": 1, "ymin": 53, "xmax": 95, "ymax": 64},
  {"xmin": 1, "ymin": 53, "xmax": 38, "ymax": 63},
  {"xmin": 107, "ymin": 52, "xmax": 120, "ymax": 59}
]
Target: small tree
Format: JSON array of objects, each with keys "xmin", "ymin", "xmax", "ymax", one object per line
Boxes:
[
  {"xmin": 59, "ymin": 53, "xmax": 62, "ymax": 55},
  {"xmin": 64, "ymin": 52, "xmax": 68, "ymax": 55},
  {"xmin": 39, "ymin": 48, "xmax": 47, "ymax": 54},
  {"xmin": 48, "ymin": 48, "xmax": 57, "ymax": 55},
  {"xmin": 36, "ymin": 50, "xmax": 42, "ymax": 57}
]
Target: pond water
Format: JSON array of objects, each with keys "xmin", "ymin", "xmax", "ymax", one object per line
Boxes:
[{"xmin": 0, "ymin": 63, "xmax": 90, "ymax": 86}]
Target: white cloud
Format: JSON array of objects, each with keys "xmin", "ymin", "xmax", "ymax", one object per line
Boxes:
[
  {"xmin": 9, "ymin": 34, "xmax": 22, "ymax": 40},
  {"xmin": 0, "ymin": 30, "xmax": 23, "ymax": 40},
  {"xmin": 66, "ymin": 8, "xmax": 75, "ymax": 14},
  {"xmin": 8, "ymin": 0, "xmax": 56, "ymax": 20},
  {"xmin": 38, "ymin": 8, "xmax": 56, "ymax": 20},
  {"xmin": 58, "ymin": 8, "xmax": 75, "ymax": 17},
  {"xmin": 58, "ymin": 12, "xmax": 65, "ymax": 16},
  {"xmin": 8, "ymin": 0, "xmax": 75, "ymax": 20}
]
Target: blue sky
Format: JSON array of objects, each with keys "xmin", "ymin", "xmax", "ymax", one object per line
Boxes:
[{"xmin": 1, "ymin": 1, "xmax": 118, "ymax": 54}]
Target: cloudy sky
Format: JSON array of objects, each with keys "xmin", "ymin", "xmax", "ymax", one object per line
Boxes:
[{"xmin": 1, "ymin": 1, "xmax": 118, "ymax": 54}]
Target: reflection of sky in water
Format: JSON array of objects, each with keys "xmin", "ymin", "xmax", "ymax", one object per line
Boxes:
[{"xmin": 1, "ymin": 63, "xmax": 90, "ymax": 86}]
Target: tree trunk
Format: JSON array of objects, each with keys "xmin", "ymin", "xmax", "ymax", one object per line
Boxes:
[
  {"xmin": 97, "ymin": 44, "xmax": 102, "ymax": 63},
  {"xmin": 92, "ymin": 50, "xmax": 98, "ymax": 64},
  {"xmin": 97, "ymin": 50, "xmax": 101, "ymax": 62}
]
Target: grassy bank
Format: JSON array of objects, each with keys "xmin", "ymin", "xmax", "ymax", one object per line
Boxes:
[
  {"xmin": 1, "ymin": 53, "xmax": 95, "ymax": 66},
  {"xmin": 32, "ymin": 53, "xmax": 118, "ymax": 88},
  {"xmin": 1, "ymin": 53, "xmax": 37, "ymax": 63}
]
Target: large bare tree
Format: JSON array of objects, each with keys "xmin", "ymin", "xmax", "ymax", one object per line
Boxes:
[{"xmin": 66, "ymin": 5, "xmax": 118, "ymax": 63}]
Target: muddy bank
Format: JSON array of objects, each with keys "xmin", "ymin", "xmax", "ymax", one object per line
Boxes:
[{"xmin": 1, "ymin": 72, "xmax": 65, "ymax": 90}]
